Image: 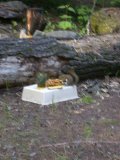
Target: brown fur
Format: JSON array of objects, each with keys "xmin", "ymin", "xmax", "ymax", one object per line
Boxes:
[
  {"xmin": 59, "ymin": 68, "xmax": 79, "ymax": 85},
  {"xmin": 26, "ymin": 8, "xmax": 47, "ymax": 35}
]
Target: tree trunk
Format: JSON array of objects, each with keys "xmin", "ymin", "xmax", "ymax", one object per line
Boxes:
[{"xmin": 0, "ymin": 34, "xmax": 120, "ymax": 88}]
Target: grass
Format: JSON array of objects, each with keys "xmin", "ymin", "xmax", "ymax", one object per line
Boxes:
[
  {"xmin": 83, "ymin": 123, "xmax": 93, "ymax": 138},
  {"xmin": 80, "ymin": 95, "xmax": 95, "ymax": 104},
  {"xmin": 100, "ymin": 118, "xmax": 120, "ymax": 126},
  {"xmin": 50, "ymin": 101, "xmax": 58, "ymax": 113},
  {"xmin": 0, "ymin": 122, "xmax": 4, "ymax": 131},
  {"xmin": 56, "ymin": 155, "xmax": 68, "ymax": 160},
  {"xmin": 2, "ymin": 102, "xmax": 14, "ymax": 119}
]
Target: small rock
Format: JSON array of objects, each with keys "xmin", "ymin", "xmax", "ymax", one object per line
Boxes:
[
  {"xmin": 111, "ymin": 125, "xmax": 114, "ymax": 129},
  {"xmin": 101, "ymin": 88, "xmax": 108, "ymax": 93},
  {"xmin": 110, "ymin": 81, "xmax": 119, "ymax": 88},
  {"xmin": 33, "ymin": 30, "xmax": 45, "ymax": 37},
  {"xmin": 30, "ymin": 152, "xmax": 36, "ymax": 157},
  {"xmin": 33, "ymin": 30, "xmax": 80, "ymax": 40},
  {"xmin": 3, "ymin": 144, "xmax": 13, "ymax": 150}
]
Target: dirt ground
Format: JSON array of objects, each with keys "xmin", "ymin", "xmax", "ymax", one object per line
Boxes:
[{"xmin": 0, "ymin": 78, "xmax": 120, "ymax": 160}]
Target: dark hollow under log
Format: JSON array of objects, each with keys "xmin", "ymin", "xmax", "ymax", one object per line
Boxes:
[{"xmin": 0, "ymin": 33, "xmax": 120, "ymax": 88}]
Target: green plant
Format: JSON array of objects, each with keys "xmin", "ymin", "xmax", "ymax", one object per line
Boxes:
[
  {"xmin": 58, "ymin": 4, "xmax": 76, "ymax": 15},
  {"xmin": 56, "ymin": 4, "xmax": 92, "ymax": 33},
  {"xmin": 75, "ymin": 5, "xmax": 92, "ymax": 35},
  {"xmin": 96, "ymin": 0, "xmax": 105, "ymax": 7},
  {"xmin": 2, "ymin": 102, "xmax": 13, "ymax": 119},
  {"xmin": 56, "ymin": 4, "xmax": 77, "ymax": 30},
  {"xmin": 57, "ymin": 21, "xmax": 76, "ymax": 30},
  {"xmin": 11, "ymin": 20, "xmax": 19, "ymax": 33},
  {"xmin": 5, "ymin": 79, "xmax": 11, "ymax": 90},
  {"xmin": 45, "ymin": 21, "xmax": 56, "ymax": 31},
  {"xmin": 80, "ymin": 95, "xmax": 95, "ymax": 104},
  {"xmin": 110, "ymin": 0, "xmax": 120, "ymax": 7},
  {"xmin": 11, "ymin": 20, "xmax": 18, "ymax": 28},
  {"xmin": 0, "ymin": 123, "xmax": 4, "ymax": 131},
  {"xmin": 45, "ymin": 3, "xmax": 93, "ymax": 33},
  {"xmin": 56, "ymin": 155, "xmax": 68, "ymax": 160},
  {"xmin": 115, "ymin": 70, "xmax": 120, "ymax": 77},
  {"xmin": 36, "ymin": 73, "xmax": 48, "ymax": 88},
  {"xmin": 76, "ymin": 5, "xmax": 91, "ymax": 26},
  {"xmin": 79, "ymin": 28, "xmax": 87, "ymax": 36},
  {"xmin": 83, "ymin": 123, "xmax": 93, "ymax": 138},
  {"xmin": 100, "ymin": 118, "xmax": 120, "ymax": 126}
]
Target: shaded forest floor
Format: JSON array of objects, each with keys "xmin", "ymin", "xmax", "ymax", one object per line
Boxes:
[{"xmin": 0, "ymin": 77, "xmax": 120, "ymax": 160}]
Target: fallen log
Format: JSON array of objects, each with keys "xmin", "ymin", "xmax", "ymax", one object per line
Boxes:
[
  {"xmin": 0, "ymin": 1, "xmax": 27, "ymax": 19},
  {"xmin": 0, "ymin": 33, "xmax": 120, "ymax": 88}
]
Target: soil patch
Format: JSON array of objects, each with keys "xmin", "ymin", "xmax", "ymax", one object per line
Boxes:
[{"xmin": 0, "ymin": 78, "xmax": 120, "ymax": 160}]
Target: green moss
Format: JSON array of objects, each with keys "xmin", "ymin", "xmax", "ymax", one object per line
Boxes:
[
  {"xmin": 97, "ymin": 19, "xmax": 118, "ymax": 34},
  {"xmin": 90, "ymin": 9, "xmax": 120, "ymax": 35}
]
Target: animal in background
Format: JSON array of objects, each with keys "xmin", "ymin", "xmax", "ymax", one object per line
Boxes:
[
  {"xmin": 26, "ymin": 8, "xmax": 47, "ymax": 36},
  {"xmin": 59, "ymin": 68, "xmax": 79, "ymax": 85}
]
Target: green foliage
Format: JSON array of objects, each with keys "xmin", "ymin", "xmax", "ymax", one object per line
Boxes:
[
  {"xmin": 56, "ymin": 155, "xmax": 68, "ymax": 160},
  {"xmin": 36, "ymin": 73, "xmax": 48, "ymax": 87},
  {"xmin": 80, "ymin": 95, "xmax": 95, "ymax": 104},
  {"xmin": 75, "ymin": 5, "xmax": 91, "ymax": 35},
  {"xmin": 59, "ymin": 15, "xmax": 72, "ymax": 20},
  {"xmin": 46, "ymin": 4, "xmax": 91, "ymax": 34},
  {"xmin": 76, "ymin": 5, "xmax": 91, "ymax": 27},
  {"xmin": 2, "ymin": 102, "xmax": 14, "ymax": 119},
  {"xmin": 57, "ymin": 21, "xmax": 76, "ymax": 30},
  {"xmin": 11, "ymin": 20, "xmax": 18, "ymax": 27},
  {"xmin": 58, "ymin": 4, "xmax": 76, "ymax": 14},
  {"xmin": 4, "ymin": 0, "xmax": 120, "ymax": 34},
  {"xmin": 110, "ymin": 0, "xmax": 120, "ymax": 7},
  {"xmin": 100, "ymin": 118, "xmax": 120, "ymax": 126},
  {"xmin": 96, "ymin": 0, "xmax": 106, "ymax": 7},
  {"xmin": 83, "ymin": 123, "xmax": 93, "ymax": 138},
  {"xmin": 79, "ymin": 28, "xmax": 87, "ymax": 36},
  {"xmin": 45, "ymin": 21, "xmax": 56, "ymax": 31},
  {"xmin": 56, "ymin": 5, "xmax": 77, "ymax": 30}
]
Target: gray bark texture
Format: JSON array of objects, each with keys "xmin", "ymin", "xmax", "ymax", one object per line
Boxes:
[
  {"xmin": 0, "ymin": 1, "xmax": 27, "ymax": 19},
  {"xmin": 0, "ymin": 34, "xmax": 120, "ymax": 88}
]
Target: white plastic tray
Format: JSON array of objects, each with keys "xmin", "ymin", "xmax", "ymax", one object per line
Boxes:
[{"xmin": 22, "ymin": 84, "xmax": 79, "ymax": 105}]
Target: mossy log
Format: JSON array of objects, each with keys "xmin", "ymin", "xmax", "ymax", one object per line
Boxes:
[{"xmin": 0, "ymin": 34, "xmax": 120, "ymax": 88}]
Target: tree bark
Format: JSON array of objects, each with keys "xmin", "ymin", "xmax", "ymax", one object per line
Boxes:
[
  {"xmin": 0, "ymin": 34, "xmax": 120, "ymax": 88},
  {"xmin": 0, "ymin": 1, "xmax": 27, "ymax": 19}
]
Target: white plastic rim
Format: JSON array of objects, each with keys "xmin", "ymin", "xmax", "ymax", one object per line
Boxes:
[{"xmin": 22, "ymin": 84, "xmax": 79, "ymax": 105}]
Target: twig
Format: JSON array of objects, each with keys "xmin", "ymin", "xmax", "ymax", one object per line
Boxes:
[
  {"xmin": 86, "ymin": 0, "xmax": 97, "ymax": 35},
  {"xmin": 39, "ymin": 140, "xmax": 120, "ymax": 149}
]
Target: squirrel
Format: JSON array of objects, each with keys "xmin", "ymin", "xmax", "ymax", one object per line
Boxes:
[
  {"xmin": 59, "ymin": 68, "xmax": 79, "ymax": 85},
  {"xmin": 26, "ymin": 8, "xmax": 47, "ymax": 36},
  {"xmin": 19, "ymin": 8, "xmax": 47, "ymax": 38}
]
